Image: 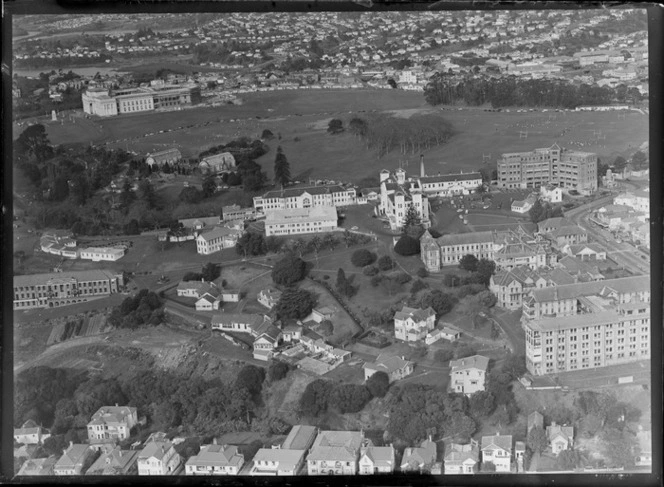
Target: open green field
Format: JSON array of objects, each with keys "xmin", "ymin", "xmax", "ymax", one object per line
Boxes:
[{"xmin": 20, "ymin": 89, "xmax": 648, "ymax": 185}]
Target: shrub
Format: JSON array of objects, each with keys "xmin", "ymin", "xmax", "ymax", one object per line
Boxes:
[
  {"xmin": 351, "ymin": 249, "xmax": 377, "ymax": 267},
  {"xmin": 377, "ymin": 255, "xmax": 394, "ymax": 271},
  {"xmin": 416, "ymin": 267, "xmax": 429, "ymax": 278},
  {"xmin": 366, "ymin": 371, "xmax": 390, "ymax": 398},
  {"xmin": 394, "ymin": 235, "xmax": 420, "ymax": 256},
  {"xmin": 363, "ymin": 265, "xmax": 379, "ymax": 277},
  {"xmin": 370, "ymin": 275, "xmax": 383, "ymax": 287},
  {"xmin": 410, "ymin": 279, "xmax": 429, "ymax": 295},
  {"xmin": 394, "ymin": 272, "xmax": 412, "ymax": 285}
]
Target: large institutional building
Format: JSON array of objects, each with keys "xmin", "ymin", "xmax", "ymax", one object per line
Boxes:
[
  {"xmin": 13, "ymin": 269, "xmax": 124, "ymax": 309},
  {"xmin": 378, "ymin": 160, "xmax": 482, "ymax": 230},
  {"xmin": 497, "ymin": 144, "xmax": 597, "ymax": 194},
  {"xmin": 264, "ymin": 206, "xmax": 338, "ymax": 237},
  {"xmin": 82, "ymin": 82, "xmax": 201, "ymax": 117},
  {"xmin": 419, "ymin": 227, "xmax": 554, "ymax": 272},
  {"xmin": 522, "ymin": 275, "xmax": 650, "ymax": 376},
  {"xmin": 253, "ymin": 185, "xmax": 357, "ymax": 214}
]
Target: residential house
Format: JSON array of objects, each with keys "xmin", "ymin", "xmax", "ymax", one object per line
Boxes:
[
  {"xmin": 546, "ymin": 422, "xmax": 574, "ymax": 455},
  {"xmin": 511, "ymin": 193, "xmax": 537, "ymax": 214},
  {"xmin": 480, "ymin": 434, "xmax": 513, "ymax": 472},
  {"xmin": 145, "ymin": 148, "xmax": 181, "ymax": 168},
  {"xmin": 199, "ymin": 152, "xmax": 236, "ymax": 174},
  {"xmin": 54, "ymin": 443, "xmax": 95, "ymax": 475},
  {"xmin": 363, "ymin": 355, "xmax": 414, "ymax": 383},
  {"xmin": 17, "ymin": 457, "xmax": 58, "ymax": 476},
  {"xmin": 196, "ymin": 226, "xmax": 243, "ymax": 255},
  {"xmin": 85, "ymin": 446, "xmax": 139, "ymax": 475},
  {"xmin": 394, "ymin": 305, "xmax": 436, "ymax": 342},
  {"xmin": 185, "ymin": 443, "xmax": 244, "ymax": 475},
  {"xmin": 87, "ymin": 405, "xmax": 138, "ymax": 450},
  {"xmin": 137, "ymin": 438, "xmax": 181, "ymax": 475},
  {"xmin": 281, "ymin": 320, "xmax": 303, "ymax": 343},
  {"xmin": 211, "ymin": 313, "xmax": 270, "ymax": 334},
  {"xmin": 258, "ymin": 288, "xmax": 282, "ymax": 309},
  {"xmin": 400, "ymin": 437, "xmax": 440, "ymax": 474},
  {"xmin": 439, "ymin": 326, "xmax": 461, "ymax": 341},
  {"xmin": 546, "ymin": 225, "xmax": 588, "ymax": 248},
  {"xmin": 311, "ymin": 306, "xmax": 336, "ymax": 323},
  {"xmin": 449, "ymin": 355, "xmax": 490, "ymax": 396},
  {"xmin": 557, "ymin": 256, "xmax": 605, "ymax": 282},
  {"xmin": 250, "ymin": 447, "xmax": 306, "ymax": 476},
  {"xmin": 176, "ymin": 280, "xmax": 218, "ymax": 298},
  {"xmin": 14, "ymin": 420, "xmax": 50, "ymax": 445},
  {"xmin": 540, "ymin": 184, "xmax": 563, "ymax": 203},
  {"xmin": 179, "ymin": 216, "xmax": 221, "ymax": 231},
  {"xmin": 253, "ymin": 323, "xmax": 283, "ymax": 361},
  {"xmin": 281, "ymin": 425, "xmax": 318, "ymax": 451},
  {"xmin": 537, "ymin": 217, "xmax": 574, "ymax": 235},
  {"xmin": 490, "ymin": 266, "xmax": 548, "ymax": 310},
  {"xmin": 307, "ymin": 430, "xmax": 365, "ymax": 475},
  {"xmin": 358, "ymin": 445, "xmax": 395, "ymax": 475},
  {"xmin": 443, "ymin": 440, "xmax": 480, "ymax": 475},
  {"xmin": 195, "ymin": 290, "xmax": 221, "ymax": 311}
]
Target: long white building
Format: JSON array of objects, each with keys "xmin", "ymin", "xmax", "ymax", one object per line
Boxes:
[
  {"xmin": 264, "ymin": 206, "xmax": 338, "ymax": 237},
  {"xmin": 253, "ymin": 185, "xmax": 357, "ymax": 214}
]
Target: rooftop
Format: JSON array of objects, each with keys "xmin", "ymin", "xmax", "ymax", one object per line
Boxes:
[{"xmin": 449, "ymin": 354, "xmax": 490, "ymax": 372}]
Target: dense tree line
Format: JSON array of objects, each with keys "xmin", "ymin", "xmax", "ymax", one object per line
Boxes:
[
  {"xmin": 348, "ymin": 113, "xmax": 455, "ymax": 158},
  {"xmin": 108, "ymin": 289, "xmax": 164, "ymax": 330},
  {"xmin": 299, "ymin": 374, "xmax": 389, "ymax": 417},
  {"xmin": 424, "ymin": 74, "xmax": 643, "ymax": 109}
]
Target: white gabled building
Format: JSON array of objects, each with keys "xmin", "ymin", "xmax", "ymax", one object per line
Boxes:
[
  {"xmin": 393, "ymin": 305, "xmax": 436, "ymax": 342},
  {"xmin": 449, "ymin": 355, "xmax": 490, "ymax": 396},
  {"xmin": 196, "ymin": 226, "xmax": 243, "ymax": 255},
  {"xmin": 137, "ymin": 438, "xmax": 181, "ymax": 476},
  {"xmin": 378, "ymin": 168, "xmax": 430, "ymax": 231},
  {"xmin": 264, "ymin": 206, "xmax": 338, "ymax": 237},
  {"xmin": 185, "ymin": 443, "xmax": 244, "ymax": 475},
  {"xmin": 253, "ymin": 185, "xmax": 357, "ymax": 214}
]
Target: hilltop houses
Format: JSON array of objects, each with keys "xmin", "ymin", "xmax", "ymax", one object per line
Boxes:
[
  {"xmin": 393, "ymin": 305, "xmax": 436, "ymax": 342},
  {"xmin": 87, "ymin": 405, "xmax": 138, "ymax": 450}
]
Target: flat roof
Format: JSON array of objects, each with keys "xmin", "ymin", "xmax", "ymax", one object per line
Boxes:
[{"xmin": 526, "ymin": 309, "xmax": 650, "ymax": 332}]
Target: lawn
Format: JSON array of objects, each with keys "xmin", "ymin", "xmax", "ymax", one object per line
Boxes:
[{"xmin": 27, "ymin": 89, "xmax": 648, "ymax": 186}]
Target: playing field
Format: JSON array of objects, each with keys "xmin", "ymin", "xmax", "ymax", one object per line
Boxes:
[{"xmin": 27, "ymin": 89, "xmax": 649, "ymax": 185}]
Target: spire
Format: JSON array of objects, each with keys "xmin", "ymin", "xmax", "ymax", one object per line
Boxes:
[{"xmin": 420, "ymin": 154, "xmax": 425, "ymax": 178}]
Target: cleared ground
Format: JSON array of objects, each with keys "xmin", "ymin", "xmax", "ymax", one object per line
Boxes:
[{"xmin": 20, "ymin": 90, "xmax": 648, "ymax": 185}]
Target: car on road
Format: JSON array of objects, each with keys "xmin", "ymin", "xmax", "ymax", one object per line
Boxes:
[{"xmin": 350, "ymin": 226, "xmax": 359, "ymax": 231}]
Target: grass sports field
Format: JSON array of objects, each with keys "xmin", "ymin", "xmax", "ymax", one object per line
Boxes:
[{"xmin": 28, "ymin": 89, "xmax": 648, "ymax": 184}]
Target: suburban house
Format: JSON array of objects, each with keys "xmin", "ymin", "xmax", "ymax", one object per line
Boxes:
[
  {"xmin": 145, "ymin": 148, "xmax": 181, "ymax": 168},
  {"xmin": 250, "ymin": 447, "xmax": 306, "ymax": 476},
  {"xmin": 14, "ymin": 420, "xmax": 50, "ymax": 445},
  {"xmin": 537, "ymin": 217, "xmax": 575, "ymax": 235},
  {"xmin": 179, "ymin": 216, "xmax": 221, "ymax": 231},
  {"xmin": 257, "ymin": 288, "xmax": 282, "ymax": 309},
  {"xmin": 137, "ymin": 438, "xmax": 181, "ymax": 475},
  {"xmin": 85, "ymin": 446, "xmax": 139, "ymax": 475},
  {"xmin": 358, "ymin": 445, "xmax": 396, "ymax": 475},
  {"xmin": 511, "ymin": 193, "xmax": 537, "ymax": 214},
  {"xmin": 53, "ymin": 443, "xmax": 95, "ymax": 475},
  {"xmin": 211, "ymin": 313, "xmax": 270, "ymax": 334},
  {"xmin": 87, "ymin": 405, "xmax": 138, "ymax": 449},
  {"xmin": 480, "ymin": 434, "xmax": 513, "ymax": 472},
  {"xmin": 199, "ymin": 152, "xmax": 236, "ymax": 174},
  {"xmin": 311, "ymin": 306, "xmax": 336, "ymax": 323},
  {"xmin": 281, "ymin": 425, "xmax": 318, "ymax": 451},
  {"xmin": 281, "ymin": 321, "xmax": 303, "ymax": 343},
  {"xmin": 363, "ymin": 355, "xmax": 414, "ymax": 383},
  {"xmin": 185, "ymin": 443, "xmax": 244, "ymax": 475},
  {"xmin": 443, "ymin": 440, "xmax": 480, "ymax": 475},
  {"xmin": 307, "ymin": 430, "xmax": 366, "ymax": 475},
  {"xmin": 17, "ymin": 457, "xmax": 58, "ymax": 476},
  {"xmin": 195, "ymin": 290, "xmax": 221, "ymax": 311},
  {"xmin": 489, "ymin": 265, "xmax": 548, "ymax": 310},
  {"xmin": 449, "ymin": 355, "xmax": 490, "ymax": 396},
  {"xmin": 546, "ymin": 422, "xmax": 574, "ymax": 455},
  {"xmin": 562, "ymin": 242, "xmax": 607, "ymax": 261},
  {"xmin": 253, "ymin": 323, "xmax": 283, "ymax": 361},
  {"xmin": 393, "ymin": 305, "xmax": 436, "ymax": 342},
  {"xmin": 546, "ymin": 225, "xmax": 588, "ymax": 247},
  {"xmin": 400, "ymin": 437, "xmax": 441, "ymax": 474},
  {"xmin": 540, "ymin": 184, "xmax": 563, "ymax": 203},
  {"xmin": 196, "ymin": 226, "xmax": 243, "ymax": 255},
  {"xmin": 176, "ymin": 280, "xmax": 219, "ymax": 298}
]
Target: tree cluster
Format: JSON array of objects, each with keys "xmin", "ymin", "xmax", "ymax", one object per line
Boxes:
[
  {"xmin": 529, "ymin": 198, "xmax": 564, "ymax": 224},
  {"xmin": 351, "ymin": 249, "xmax": 377, "ymax": 267},
  {"xmin": 394, "ymin": 235, "xmax": 421, "ymax": 256},
  {"xmin": 335, "ymin": 268, "xmax": 357, "ymax": 298},
  {"xmin": 273, "ymin": 287, "xmax": 317, "ymax": 320},
  {"xmin": 108, "ymin": 289, "xmax": 164, "ymax": 330},
  {"xmin": 271, "ymin": 254, "xmax": 307, "ymax": 286},
  {"xmin": 299, "ymin": 375, "xmax": 388, "ymax": 417}
]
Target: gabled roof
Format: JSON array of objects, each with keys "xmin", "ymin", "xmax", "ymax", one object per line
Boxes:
[
  {"xmin": 186, "ymin": 444, "xmax": 243, "ymax": 468},
  {"xmin": 364, "ymin": 355, "xmax": 412, "ymax": 375},
  {"xmin": 420, "ymin": 172, "xmax": 482, "ymax": 184},
  {"xmin": 18, "ymin": 456, "xmax": 58, "ymax": 476},
  {"xmin": 527, "ymin": 411, "xmax": 544, "ymax": 432},
  {"xmin": 360, "ymin": 446, "xmax": 394, "ymax": 467},
  {"xmin": 443, "ymin": 443, "xmax": 479, "ymax": 464},
  {"xmin": 256, "ymin": 323, "xmax": 282, "ymax": 343},
  {"xmin": 530, "ymin": 275, "xmax": 648, "ymax": 302},
  {"xmin": 546, "ymin": 424, "xmax": 574, "ymax": 442},
  {"xmin": 177, "ymin": 280, "xmax": 218, "ymax": 295},
  {"xmin": 55, "ymin": 444, "xmax": 91, "ymax": 469},
  {"xmin": 394, "ymin": 305, "xmax": 436, "ymax": 322},
  {"xmin": 481, "ymin": 435, "xmax": 512, "ymax": 453},
  {"xmin": 550, "ymin": 225, "xmax": 587, "ymax": 238},
  {"xmin": 89, "ymin": 406, "xmax": 137, "ymax": 426},
  {"xmin": 282, "ymin": 425, "xmax": 318, "ymax": 450},
  {"xmin": 537, "ymin": 217, "xmax": 573, "ymax": 232},
  {"xmin": 197, "ymin": 226, "xmax": 242, "ymax": 241},
  {"xmin": 261, "ymin": 184, "xmax": 349, "ymax": 200},
  {"xmin": 449, "ymin": 354, "xmax": 490, "ymax": 372},
  {"xmin": 139, "ymin": 440, "xmax": 174, "ymax": 461},
  {"xmin": 401, "ymin": 439, "xmax": 436, "ymax": 469},
  {"xmin": 86, "ymin": 447, "xmax": 139, "ymax": 475},
  {"xmin": 252, "ymin": 448, "xmax": 305, "ymax": 469}
]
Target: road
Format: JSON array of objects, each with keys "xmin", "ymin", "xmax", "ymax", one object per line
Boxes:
[{"xmin": 565, "ymin": 193, "xmax": 650, "ymax": 275}]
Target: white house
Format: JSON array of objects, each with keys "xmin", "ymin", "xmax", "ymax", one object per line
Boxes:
[
  {"xmin": 79, "ymin": 247, "xmax": 125, "ymax": 262},
  {"xmin": 257, "ymin": 288, "xmax": 282, "ymax": 309},
  {"xmin": 14, "ymin": 420, "xmax": 50, "ymax": 445},
  {"xmin": 211, "ymin": 313, "xmax": 269, "ymax": 334},
  {"xmin": 185, "ymin": 443, "xmax": 244, "ymax": 475},
  {"xmin": 540, "ymin": 184, "xmax": 563, "ymax": 203},
  {"xmin": 87, "ymin": 405, "xmax": 138, "ymax": 449},
  {"xmin": 177, "ymin": 280, "xmax": 218, "ymax": 298},
  {"xmin": 253, "ymin": 323, "xmax": 283, "ymax": 361},
  {"xmin": 195, "ymin": 291, "xmax": 221, "ymax": 311},
  {"xmin": 196, "ymin": 226, "xmax": 243, "ymax": 255},
  {"xmin": 199, "ymin": 152, "xmax": 236, "ymax": 174},
  {"xmin": 480, "ymin": 434, "xmax": 512, "ymax": 472},
  {"xmin": 53, "ymin": 443, "xmax": 95, "ymax": 476},
  {"xmin": 511, "ymin": 194, "xmax": 537, "ymax": 214},
  {"xmin": 358, "ymin": 445, "xmax": 395, "ymax": 475},
  {"xmin": 443, "ymin": 440, "xmax": 480, "ymax": 475},
  {"xmin": 137, "ymin": 438, "xmax": 181, "ymax": 475},
  {"xmin": 546, "ymin": 422, "xmax": 574, "ymax": 455},
  {"xmin": 449, "ymin": 355, "xmax": 490, "ymax": 396},
  {"xmin": 394, "ymin": 305, "xmax": 436, "ymax": 342},
  {"xmin": 364, "ymin": 355, "xmax": 414, "ymax": 383},
  {"xmin": 250, "ymin": 447, "xmax": 306, "ymax": 476},
  {"xmin": 400, "ymin": 437, "xmax": 440, "ymax": 474}
]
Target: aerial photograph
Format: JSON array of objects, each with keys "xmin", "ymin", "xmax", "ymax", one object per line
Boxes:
[{"xmin": 8, "ymin": 5, "xmax": 655, "ymax": 481}]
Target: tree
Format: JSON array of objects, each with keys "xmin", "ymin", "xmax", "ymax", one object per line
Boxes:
[
  {"xmin": 267, "ymin": 361, "xmax": 290, "ymax": 382},
  {"xmin": 410, "ymin": 279, "xmax": 429, "ymax": 295},
  {"xmin": 469, "ymin": 391, "xmax": 495, "ymax": 419},
  {"xmin": 394, "ymin": 235, "xmax": 420, "ymax": 256},
  {"xmin": 234, "ymin": 365, "xmax": 266, "ymax": 402},
  {"xmin": 631, "ymin": 150, "xmax": 648, "ymax": 168},
  {"xmin": 202, "ymin": 174, "xmax": 217, "ymax": 198},
  {"xmin": 459, "ymin": 254, "xmax": 479, "ymax": 272},
  {"xmin": 273, "ymin": 146, "xmax": 291, "ymax": 188},
  {"xmin": 365, "ymin": 371, "xmax": 390, "ymax": 398},
  {"xmin": 475, "ymin": 258, "xmax": 496, "ymax": 286},
  {"xmin": 502, "ymin": 354, "xmax": 527, "ymax": 381},
  {"xmin": 138, "ymin": 179, "xmax": 157, "ymax": 209},
  {"xmin": 327, "ymin": 118, "xmax": 344, "ymax": 134},
  {"xmin": 527, "ymin": 425, "xmax": 549, "ymax": 455},
  {"xmin": 274, "ymin": 287, "xmax": 317, "ymax": 320},
  {"xmin": 402, "ymin": 205, "xmax": 421, "ymax": 233},
  {"xmin": 14, "ymin": 123, "xmax": 53, "ymax": 162},
  {"xmin": 201, "ymin": 263, "xmax": 220, "ymax": 282},
  {"xmin": 335, "ymin": 268, "xmax": 356, "ymax": 298},
  {"xmin": 377, "ymin": 255, "xmax": 394, "ymax": 271},
  {"xmin": 529, "ymin": 198, "xmax": 545, "ymax": 224},
  {"xmin": 328, "ymin": 383, "xmax": 372, "ymax": 413},
  {"xmin": 481, "ymin": 461, "xmax": 496, "ymax": 473},
  {"xmin": 420, "ymin": 289, "xmax": 456, "ymax": 317},
  {"xmin": 612, "ymin": 155, "xmax": 627, "ymax": 173},
  {"xmin": 318, "ymin": 320, "xmax": 334, "ymax": 336},
  {"xmin": 351, "ymin": 249, "xmax": 376, "ymax": 267},
  {"xmin": 348, "ymin": 117, "xmax": 368, "ymax": 137},
  {"xmin": 299, "ymin": 379, "xmax": 330, "ymax": 416},
  {"xmin": 236, "ymin": 232, "xmax": 267, "ymax": 257},
  {"xmin": 179, "ymin": 186, "xmax": 203, "ymax": 204},
  {"xmin": 261, "ymin": 129, "xmax": 274, "ymax": 140},
  {"xmin": 600, "ymin": 428, "xmax": 637, "ymax": 468},
  {"xmin": 272, "ymin": 254, "xmax": 307, "ymax": 286},
  {"xmin": 443, "ymin": 412, "xmax": 476, "ymax": 442},
  {"xmin": 556, "ymin": 449, "xmax": 584, "ymax": 471}
]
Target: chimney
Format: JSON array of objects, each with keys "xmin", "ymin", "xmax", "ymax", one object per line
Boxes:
[
  {"xmin": 213, "ymin": 438, "xmax": 218, "ymax": 445},
  {"xmin": 69, "ymin": 441, "xmax": 74, "ymax": 448},
  {"xmin": 551, "ymin": 421, "xmax": 556, "ymax": 428},
  {"xmin": 420, "ymin": 154, "xmax": 425, "ymax": 178}
]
